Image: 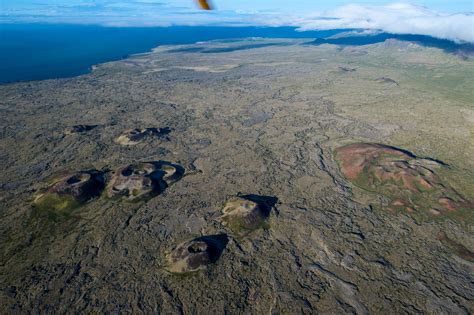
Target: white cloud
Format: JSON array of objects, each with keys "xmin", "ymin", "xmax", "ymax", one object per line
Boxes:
[
  {"xmin": 295, "ymin": 3, "xmax": 474, "ymax": 43},
  {"xmin": 1, "ymin": 2, "xmax": 473, "ymax": 43}
]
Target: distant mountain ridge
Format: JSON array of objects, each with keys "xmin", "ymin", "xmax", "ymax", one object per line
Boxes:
[{"xmin": 309, "ymin": 31, "xmax": 474, "ymax": 58}]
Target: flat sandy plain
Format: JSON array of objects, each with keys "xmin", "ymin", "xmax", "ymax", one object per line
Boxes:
[{"xmin": 0, "ymin": 38, "xmax": 473, "ymax": 313}]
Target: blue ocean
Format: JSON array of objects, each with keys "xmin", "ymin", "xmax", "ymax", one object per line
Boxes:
[
  {"xmin": 1, "ymin": 24, "xmax": 471, "ymax": 84},
  {"xmin": 0, "ymin": 25, "xmax": 346, "ymax": 84}
]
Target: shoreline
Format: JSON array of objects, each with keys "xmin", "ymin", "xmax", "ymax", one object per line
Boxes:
[
  {"xmin": 2, "ymin": 24, "xmax": 472, "ymax": 86},
  {"xmin": 0, "ymin": 25, "xmax": 348, "ymax": 85}
]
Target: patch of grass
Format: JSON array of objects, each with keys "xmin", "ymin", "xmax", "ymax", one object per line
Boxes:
[
  {"xmin": 32, "ymin": 193, "xmax": 81, "ymax": 222},
  {"xmin": 223, "ymin": 216, "xmax": 269, "ymax": 238}
]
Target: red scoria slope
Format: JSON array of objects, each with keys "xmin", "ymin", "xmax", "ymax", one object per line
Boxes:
[{"xmin": 335, "ymin": 143, "xmax": 473, "ymax": 219}]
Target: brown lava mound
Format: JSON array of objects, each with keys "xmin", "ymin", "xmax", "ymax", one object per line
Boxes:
[
  {"xmin": 106, "ymin": 161, "xmax": 184, "ymax": 201},
  {"xmin": 220, "ymin": 195, "xmax": 277, "ymax": 236},
  {"xmin": 116, "ymin": 127, "xmax": 170, "ymax": 145},
  {"xmin": 335, "ymin": 143, "xmax": 473, "ymax": 219},
  {"xmin": 33, "ymin": 170, "xmax": 105, "ymax": 212},
  {"xmin": 166, "ymin": 234, "xmax": 228, "ymax": 274}
]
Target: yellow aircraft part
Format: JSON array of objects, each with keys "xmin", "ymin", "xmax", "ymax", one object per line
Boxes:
[{"xmin": 197, "ymin": 0, "xmax": 212, "ymax": 10}]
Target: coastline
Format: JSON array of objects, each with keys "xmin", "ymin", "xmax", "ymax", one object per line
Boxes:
[{"xmin": 0, "ymin": 24, "xmax": 348, "ymax": 85}]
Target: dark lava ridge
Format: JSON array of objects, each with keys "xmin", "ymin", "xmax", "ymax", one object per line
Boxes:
[{"xmin": 437, "ymin": 232, "xmax": 474, "ymax": 263}]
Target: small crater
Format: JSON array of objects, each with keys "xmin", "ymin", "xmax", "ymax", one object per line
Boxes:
[
  {"xmin": 220, "ymin": 194, "xmax": 277, "ymax": 236},
  {"xmin": 115, "ymin": 127, "xmax": 171, "ymax": 146},
  {"xmin": 33, "ymin": 170, "xmax": 105, "ymax": 212},
  {"xmin": 375, "ymin": 77, "xmax": 399, "ymax": 86},
  {"xmin": 166, "ymin": 234, "xmax": 228, "ymax": 273},
  {"xmin": 64, "ymin": 125, "xmax": 97, "ymax": 135},
  {"xmin": 338, "ymin": 66, "xmax": 357, "ymax": 72},
  {"xmin": 106, "ymin": 161, "xmax": 184, "ymax": 201}
]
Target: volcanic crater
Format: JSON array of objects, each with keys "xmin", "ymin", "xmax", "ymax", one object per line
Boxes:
[
  {"xmin": 166, "ymin": 234, "xmax": 229, "ymax": 274},
  {"xmin": 106, "ymin": 161, "xmax": 184, "ymax": 201},
  {"xmin": 334, "ymin": 143, "xmax": 473, "ymax": 218},
  {"xmin": 220, "ymin": 195, "xmax": 277, "ymax": 236},
  {"xmin": 33, "ymin": 170, "xmax": 105, "ymax": 213},
  {"xmin": 115, "ymin": 127, "xmax": 171, "ymax": 145}
]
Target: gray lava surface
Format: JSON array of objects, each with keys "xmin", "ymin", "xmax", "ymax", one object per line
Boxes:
[{"xmin": 0, "ymin": 38, "xmax": 473, "ymax": 313}]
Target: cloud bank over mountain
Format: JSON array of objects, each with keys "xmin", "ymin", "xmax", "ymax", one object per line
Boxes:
[
  {"xmin": 296, "ymin": 4, "xmax": 474, "ymax": 43},
  {"xmin": 1, "ymin": 1, "xmax": 473, "ymax": 43}
]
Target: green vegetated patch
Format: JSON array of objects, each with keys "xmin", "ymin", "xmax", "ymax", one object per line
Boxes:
[
  {"xmin": 33, "ymin": 193, "xmax": 81, "ymax": 221},
  {"xmin": 32, "ymin": 170, "xmax": 105, "ymax": 222},
  {"xmin": 226, "ymin": 215, "xmax": 270, "ymax": 234},
  {"xmin": 334, "ymin": 143, "xmax": 473, "ymax": 223},
  {"xmin": 222, "ymin": 214, "xmax": 270, "ymax": 238}
]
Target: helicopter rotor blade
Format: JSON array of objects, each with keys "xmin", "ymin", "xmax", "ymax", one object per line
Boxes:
[{"xmin": 197, "ymin": 0, "xmax": 212, "ymax": 10}]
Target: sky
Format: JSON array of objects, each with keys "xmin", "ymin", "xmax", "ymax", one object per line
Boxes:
[{"xmin": 1, "ymin": 1, "xmax": 473, "ymax": 43}]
